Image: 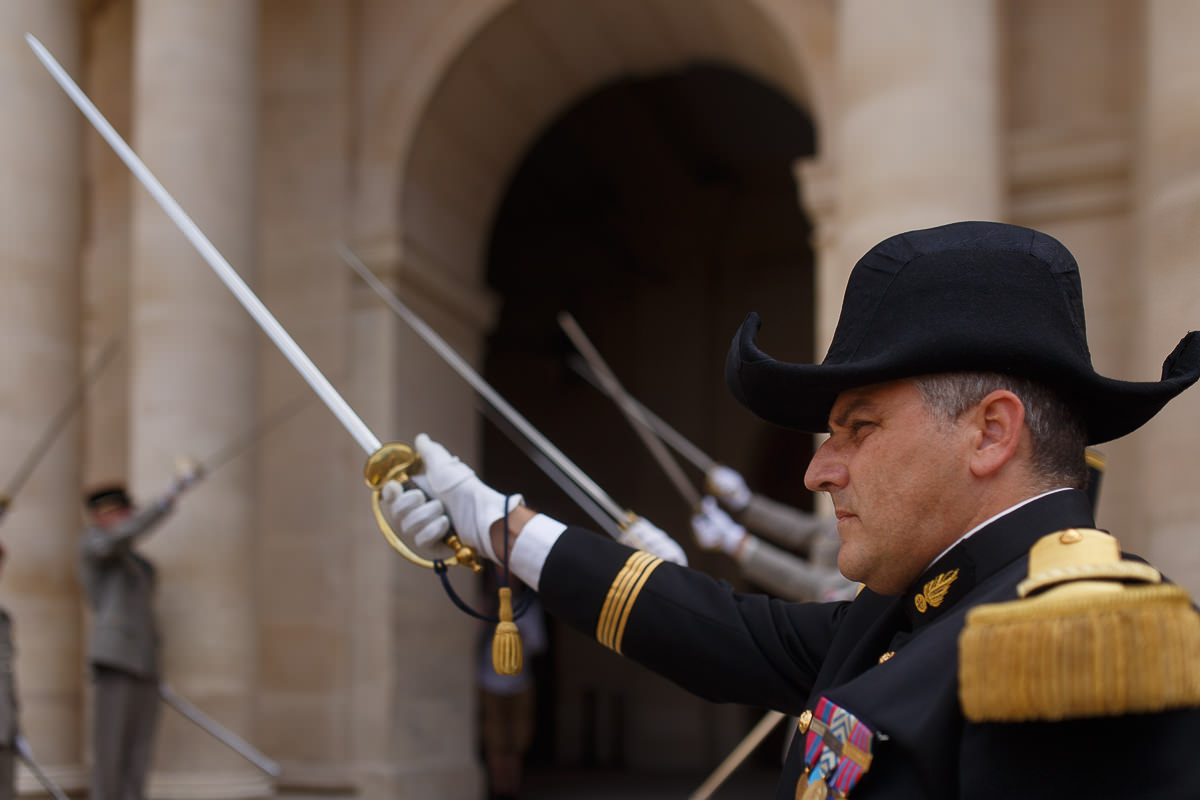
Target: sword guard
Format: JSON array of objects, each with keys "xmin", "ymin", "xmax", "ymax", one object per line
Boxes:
[{"xmin": 364, "ymin": 442, "xmax": 482, "ymax": 572}]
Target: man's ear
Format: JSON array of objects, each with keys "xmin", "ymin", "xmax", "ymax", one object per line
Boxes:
[{"xmin": 968, "ymin": 390, "xmax": 1025, "ymax": 478}]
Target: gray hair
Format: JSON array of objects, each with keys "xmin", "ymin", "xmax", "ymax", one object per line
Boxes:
[{"xmin": 912, "ymin": 372, "xmax": 1088, "ymax": 490}]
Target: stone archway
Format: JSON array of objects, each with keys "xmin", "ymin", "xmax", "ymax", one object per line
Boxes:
[
  {"xmin": 393, "ymin": 0, "xmax": 833, "ymax": 302},
  {"xmin": 481, "ymin": 62, "xmax": 817, "ymax": 783},
  {"xmin": 382, "ymin": 0, "xmax": 835, "ymax": 789}
]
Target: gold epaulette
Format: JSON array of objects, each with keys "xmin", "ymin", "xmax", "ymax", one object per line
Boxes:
[{"xmin": 959, "ymin": 528, "xmax": 1200, "ymax": 722}]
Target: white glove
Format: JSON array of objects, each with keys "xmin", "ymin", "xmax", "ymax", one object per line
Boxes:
[
  {"xmin": 379, "ymin": 482, "xmax": 454, "ymax": 561},
  {"xmin": 705, "ymin": 464, "xmax": 751, "ymax": 512},
  {"xmin": 617, "ymin": 515, "xmax": 688, "ymax": 566},
  {"xmin": 382, "ymin": 433, "xmax": 522, "ymax": 564},
  {"xmin": 166, "ymin": 456, "xmax": 204, "ymax": 498},
  {"xmin": 691, "ymin": 495, "xmax": 747, "ymax": 556}
]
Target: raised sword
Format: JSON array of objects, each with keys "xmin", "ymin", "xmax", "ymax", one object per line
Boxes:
[
  {"xmin": 23, "ymin": 32, "xmax": 476, "ymax": 572},
  {"xmin": 336, "ymin": 243, "xmax": 641, "ymax": 533}
]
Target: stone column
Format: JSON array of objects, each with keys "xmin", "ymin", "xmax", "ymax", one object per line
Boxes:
[
  {"xmin": 1134, "ymin": 1, "xmax": 1200, "ymax": 595},
  {"xmin": 828, "ymin": 0, "xmax": 1002, "ymax": 347},
  {"xmin": 0, "ymin": 3, "xmax": 89, "ymax": 795},
  {"xmin": 795, "ymin": 154, "xmax": 838, "ymax": 519},
  {"xmin": 345, "ymin": 237, "xmax": 487, "ymax": 800},
  {"xmin": 128, "ymin": 2, "xmax": 265, "ymax": 797}
]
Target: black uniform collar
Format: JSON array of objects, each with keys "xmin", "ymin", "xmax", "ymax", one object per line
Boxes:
[{"xmin": 898, "ymin": 488, "xmax": 1095, "ymax": 631}]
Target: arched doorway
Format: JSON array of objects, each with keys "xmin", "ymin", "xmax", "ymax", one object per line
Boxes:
[{"xmin": 482, "ymin": 62, "xmax": 817, "ymax": 789}]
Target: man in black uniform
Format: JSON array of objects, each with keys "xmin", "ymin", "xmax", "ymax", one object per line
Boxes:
[{"xmin": 383, "ymin": 221, "xmax": 1200, "ymax": 798}]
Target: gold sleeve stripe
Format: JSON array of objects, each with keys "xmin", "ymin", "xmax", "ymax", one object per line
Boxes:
[{"xmin": 596, "ymin": 551, "xmax": 662, "ymax": 654}]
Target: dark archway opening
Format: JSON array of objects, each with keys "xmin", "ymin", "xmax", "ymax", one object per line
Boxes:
[{"xmin": 482, "ymin": 62, "xmax": 817, "ymax": 791}]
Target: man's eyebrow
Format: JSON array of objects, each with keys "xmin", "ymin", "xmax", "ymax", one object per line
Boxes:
[{"xmin": 829, "ymin": 396, "xmax": 876, "ymax": 429}]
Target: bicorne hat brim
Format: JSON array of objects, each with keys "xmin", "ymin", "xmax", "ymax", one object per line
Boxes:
[{"xmin": 725, "ymin": 222, "xmax": 1200, "ymax": 445}]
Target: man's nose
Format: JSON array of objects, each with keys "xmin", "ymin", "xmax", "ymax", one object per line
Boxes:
[{"xmin": 804, "ymin": 438, "xmax": 847, "ymax": 493}]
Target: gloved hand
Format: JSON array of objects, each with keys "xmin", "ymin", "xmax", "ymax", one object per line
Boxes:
[
  {"xmin": 691, "ymin": 495, "xmax": 747, "ymax": 556},
  {"xmin": 379, "ymin": 482, "xmax": 454, "ymax": 561},
  {"xmin": 160, "ymin": 457, "xmax": 204, "ymax": 506},
  {"xmin": 617, "ymin": 515, "xmax": 688, "ymax": 566},
  {"xmin": 705, "ymin": 464, "xmax": 751, "ymax": 512},
  {"xmin": 381, "ymin": 433, "xmax": 521, "ymax": 564},
  {"xmin": 168, "ymin": 456, "xmax": 205, "ymax": 495}
]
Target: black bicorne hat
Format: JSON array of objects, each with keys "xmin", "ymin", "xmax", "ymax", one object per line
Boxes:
[
  {"xmin": 725, "ymin": 221, "xmax": 1200, "ymax": 444},
  {"xmin": 84, "ymin": 484, "xmax": 132, "ymax": 513}
]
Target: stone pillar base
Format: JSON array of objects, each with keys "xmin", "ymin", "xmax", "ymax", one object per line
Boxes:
[
  {"xmin": 17, "ymin": 761, "xmax": 88, "ymax": 798},
  {"xmin": 145, "ymin": 771, "xmax": 273, "ymax": 800}
]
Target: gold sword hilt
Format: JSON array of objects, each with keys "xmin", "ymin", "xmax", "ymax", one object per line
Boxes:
[{"xmin": 364, "ymin": 442, "xmax": 482, "ymax": 573}]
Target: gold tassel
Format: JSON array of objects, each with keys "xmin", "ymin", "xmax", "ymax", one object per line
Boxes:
[
  {"xmin": 959, "ymin": 528, "xmax": 1200, "ymax": 722},
  {"xmin": 492, "ymin": 586, "xmax": 524, "ymax": 676}
]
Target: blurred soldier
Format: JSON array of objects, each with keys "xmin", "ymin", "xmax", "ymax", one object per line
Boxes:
[
  {"xmin": 78, "ymin": 464, "xmax": 200, "ymax": 800},
  {"xmin": 0, "ymin": 542, "xmax": 16, "ymax": 800}
]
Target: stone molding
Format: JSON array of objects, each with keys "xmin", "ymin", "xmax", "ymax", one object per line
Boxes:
[
  {"xmin": 144, "ymin": 771, "xmax": 274, "ymax": 800},
  {"xmin": 1008, "ymin": 123, "xmax": 1132, "ymax": 221},
  {"xmin": 343, "ymin": 234, "xmax": 498, "ymax": 341}
]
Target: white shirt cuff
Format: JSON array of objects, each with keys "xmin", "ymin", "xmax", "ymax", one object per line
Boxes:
[{"xmin": 509, "ymin": 514, "xmax": 567, "ymax": 591}]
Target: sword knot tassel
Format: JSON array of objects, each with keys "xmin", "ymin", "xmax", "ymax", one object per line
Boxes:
[{"xmin": 492, "ymin": 586, "xmax": 523, "ymax": 675}]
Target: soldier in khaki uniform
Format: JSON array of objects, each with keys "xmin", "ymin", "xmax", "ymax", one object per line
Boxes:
[{"xmin": 78, "ymin": 469, "xmax": 198, "ymax": 800}]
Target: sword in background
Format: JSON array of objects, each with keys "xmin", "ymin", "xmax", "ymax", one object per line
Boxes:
[
  {"xmin": 14, "ymin": 734, "xmax": 71, "ymax": 800},
  {"xmin": 479, "ymin": 401, "xmax": 624, "ymax": 540},
  {"xmin": 567, "ymin": 353, "xmax": 716, "ymax": 473},
  {"xmin": 688, "ymin": 710, "xmax": 786, "ymax": 800},
  {"xmin": 0, "ymin": 337, "xmax": 120, "ymax": 518},
  {"xmin": 159, "ymin": 683, "xmax": 280, "ymax": 777},
  {"xmin": 335, "ymin": 241, "xmax": 643, "ymax": 536},
  {"xmin": 557, "ymin": 311, "xmax": 702, "ymax": 508},
  {"xmin": 191, "ymin": 382, "xmax": 330, "ymax": 479}
]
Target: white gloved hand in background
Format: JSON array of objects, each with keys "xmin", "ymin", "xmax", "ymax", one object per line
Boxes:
[
  {"xmin": 161, "ymin": 456, "xmax": 205, "ymax": 505},
  {"xmin": 705, "ymin": 464, "xmax": 751, "ymax": 512},
  {"xmin": 691, "ymin": 495, "xmax": 747, "ymax": 556},
  {"xmin": 173, "ymin": 456, "xmax": 205, "ymax": 491},
  {"xmin": 381, "ymin": 433, "xmax": 522, "ymax": 564},
  {"xmin": 617, "ymin": 515, "xmax": 688, "ymax": 566}
]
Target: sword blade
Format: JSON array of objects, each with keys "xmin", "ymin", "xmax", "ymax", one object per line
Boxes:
[
  {"xmin": 479, "ymin": 401, "xmax": 624, "ymax": 540},
  {"xmin": 688, "ymin": 710, "xmax": 786, "ymax": 800},
  {"xmin": 159, "ymin": 683, "xmax": 281, "ymax": 777},
  {"xmin": 199, "ymin": 383, "xmax": 324, "ymax": 476},
  {"xmin": 335, "ymin": 242, "xmax": 631, "ymax": 527},
  {"xmin": 3, "ymin": 336, "xmax": 120, "ymax": 504},
  {"xmin": 25, "ymin": 33, "xmax": 379, "ymax": 455},
  {"xmin": 558, "ymin": 311, "xmax": 702, "ymax": 508},
  {"xmin": 14, "ymin": 734, "xmax": 72, "ymax": 800},
  {"xmin": 567, "ymin": 354, "xmax": 716, "ymax": 473}
]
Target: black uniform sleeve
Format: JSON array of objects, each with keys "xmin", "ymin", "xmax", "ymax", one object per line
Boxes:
[{"xmin": 538, "ymin": 526, "xmax": 847, "ymax": 714}]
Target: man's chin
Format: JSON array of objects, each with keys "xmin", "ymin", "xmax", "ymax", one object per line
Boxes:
[{"xmin": 836, "ymin": 552, "xmax": 864, "ymax": 586}]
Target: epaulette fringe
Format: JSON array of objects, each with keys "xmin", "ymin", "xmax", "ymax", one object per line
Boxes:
[{"xmin": 959, "ymin": 528, "xmax": 1200, "ymax": 722}]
